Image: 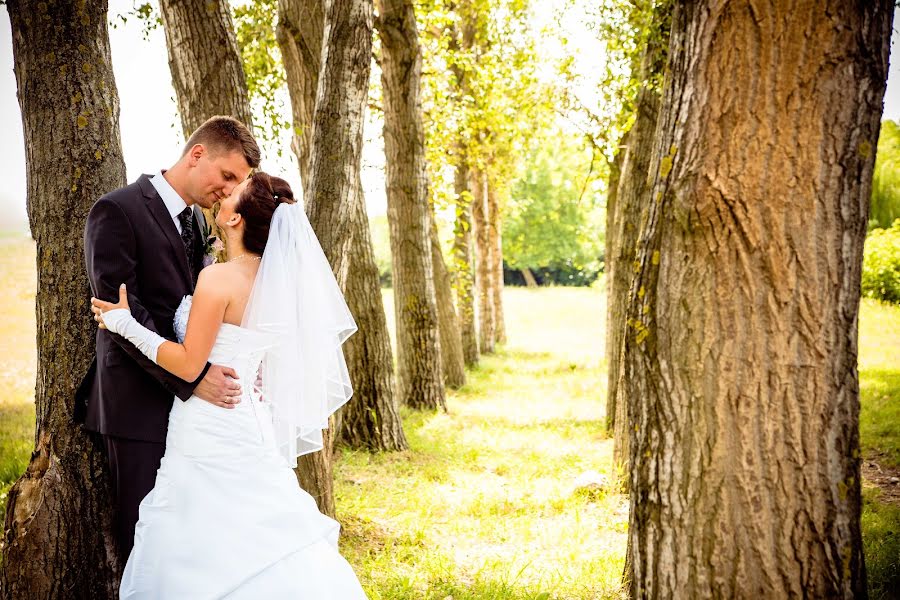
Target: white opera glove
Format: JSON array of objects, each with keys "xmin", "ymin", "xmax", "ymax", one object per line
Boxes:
[{"xmin": 102, "ymin": 308, "xmax": 166, "ymax": 364}]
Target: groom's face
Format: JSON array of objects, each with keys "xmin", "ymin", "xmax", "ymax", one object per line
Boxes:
[{"xmin": 187, "ymin": 144, "xmax": 252, "ymax": 209}]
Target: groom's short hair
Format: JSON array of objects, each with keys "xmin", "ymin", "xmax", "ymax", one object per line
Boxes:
[{"xmin": 183, "ymin": 116, "xmax": 261, "ymax": 168}]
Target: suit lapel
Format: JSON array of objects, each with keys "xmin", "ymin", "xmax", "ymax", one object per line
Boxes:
[{"xmin": 138, "ymin": 175, "xmax": 193, "ymax": 290}]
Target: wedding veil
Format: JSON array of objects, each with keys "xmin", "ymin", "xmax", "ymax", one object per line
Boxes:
[{"xmin": 241, "ymin": 201, "xmax": 357, "ymax": 467}]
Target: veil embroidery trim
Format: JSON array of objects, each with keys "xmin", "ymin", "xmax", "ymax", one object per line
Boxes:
[{"xmin": 241, "ymin": 202, "xmax": 357, "ymax": 467}]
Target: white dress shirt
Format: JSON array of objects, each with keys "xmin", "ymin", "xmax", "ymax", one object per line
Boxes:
[{"xmin": 149, "ymin": 171, "xmax": 190, "ymax": 234}]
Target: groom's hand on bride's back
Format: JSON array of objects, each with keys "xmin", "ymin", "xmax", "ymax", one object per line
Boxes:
[{"xmin": 194, "ymin": 365, "xmax": 242, "ymax": 409}]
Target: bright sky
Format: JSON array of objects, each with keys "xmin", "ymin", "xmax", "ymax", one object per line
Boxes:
[{"xmin": 0, "ymin": 4, "xmax": 899, "ymax": 233}]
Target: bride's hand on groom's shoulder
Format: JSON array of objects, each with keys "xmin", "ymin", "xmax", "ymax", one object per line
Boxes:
[{"xmin": 91, "ymin": 283, "xmax": 131, "ymax": 331}]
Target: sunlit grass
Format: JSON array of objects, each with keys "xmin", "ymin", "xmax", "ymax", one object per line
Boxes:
[{"xmin": 338, "ymin": 286, "xmax": 623, "ymax": 599}]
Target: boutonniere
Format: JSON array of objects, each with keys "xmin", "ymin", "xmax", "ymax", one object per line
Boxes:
[{"xmin": 200, "ymin": 218, "xmax": 225, "ymax": 267}]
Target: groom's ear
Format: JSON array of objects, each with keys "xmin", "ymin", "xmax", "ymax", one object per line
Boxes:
[{"xmin": 186, "ymin": 144, "xmax": 205, "ymax": 166}]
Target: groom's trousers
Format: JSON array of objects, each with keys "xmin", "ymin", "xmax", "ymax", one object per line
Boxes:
[{"xmin": 103, "ymin": 434, "xmax": 166, "ymax": 563}]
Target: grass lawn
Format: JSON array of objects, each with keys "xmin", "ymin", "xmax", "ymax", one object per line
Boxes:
[{"xmin": 0, "ymin": 235, "xmax": 897, "ymax": 598}]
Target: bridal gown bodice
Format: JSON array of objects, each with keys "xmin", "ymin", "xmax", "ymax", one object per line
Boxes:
[
  {"xmin": 167, "ymin": 296, "xmax": 275, "ymax": 458},
  {"xmin": 119, "ymin": 296, "xmax": 367, "ymax": 600}
]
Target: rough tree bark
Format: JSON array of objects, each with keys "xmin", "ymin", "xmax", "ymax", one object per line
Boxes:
[
  {"xmin": 445, "ymin": 9, "xmax": 480, "ymax": 366},
  {"xmin": 279, "ymin": 0, "xmax": 407, "ymax": 451},
  {"xmin": 471, "ymin": 168, "xmax": 495, "ymax": 354},
  {"xmin": 608, "ymin": 2, "xmax": 671, "ymax": 470},
  {"xmin": 453, "ymin": 160, "xmax": 479, "ymax": 364},
  {"xmin": 487, "ymin": 181, "xmax": 506, "ymax": 345},
  {"xmin": 376, "ymin": 0, "xmax": 446, "ymax": 410},
  {"xmin": 304, "ymin": 0, "xmax": 373, "ymax": 290},
  {"xmin": 429, "ymin": 195, "xmax": 467, "ymax": 388},
  {"xmin": 158, "ymin": 0, "xmax": 254, "ymax": 133},
  {"xmin": 276, "ymin": 0, "xmax": 324, "ymax": 186},
  {"xmin": 300, "ymin": 0, "xmax": 376, "ymax": 511},
  {"xmin": 622, "ymin": 1, "xmax": 893, "ymax": 597},
  {"xmin": 339, "ymin": 174, "xmax": 409, "ymax": 449},
  {"xmin": 1, "ymin": 2, "xmax": 125, "ymax": 597}
]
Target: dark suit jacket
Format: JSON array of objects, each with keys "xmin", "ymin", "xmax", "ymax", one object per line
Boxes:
[{"xmin": 75, "ymin": 174, "xmax": 211, "ymax": 442}]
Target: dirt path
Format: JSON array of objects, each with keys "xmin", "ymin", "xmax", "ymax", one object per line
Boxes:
[{"xmin": 862, "ymin": 454, "xmax": 900, "ymax": 505}]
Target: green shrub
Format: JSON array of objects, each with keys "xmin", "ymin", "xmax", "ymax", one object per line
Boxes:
[{"xmin": 862, "ymin": 219, "xmax": 900, "ymax": 304}]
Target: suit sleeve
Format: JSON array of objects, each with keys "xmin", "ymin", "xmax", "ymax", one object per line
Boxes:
[{"xmin": 84, "ymin": 197, "xmax": 210, "ymax": 401}]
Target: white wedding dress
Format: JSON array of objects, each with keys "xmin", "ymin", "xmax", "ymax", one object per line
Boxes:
[{"xmin": 119, "ymin": 296, "xmax": 368, "ymax": 599}]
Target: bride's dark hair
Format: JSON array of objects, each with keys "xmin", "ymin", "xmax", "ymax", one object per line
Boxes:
[{"xmin": 236, "ymin": 171, "xmax": 297, "ymax": 256}]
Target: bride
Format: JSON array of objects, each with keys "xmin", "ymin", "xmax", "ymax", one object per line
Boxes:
[{"xmin": 92, "ymin": 172, "xmax": 368, "ymax": 599}]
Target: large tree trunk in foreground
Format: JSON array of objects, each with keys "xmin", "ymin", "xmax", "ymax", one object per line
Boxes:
[
  {"xmin": 159, "ymin": 0, "xmax": 254, "ymax": 134},
  {"xmin": 300, "ymin": 0, "xmax": 375, "ymax": 514},
  {"xmin": 1, "ymin": 2, "xmax": 125, "ymax": 596},
  {"xmin": 609, "ymin": 2, "xmax": 671, "ymax": 471},
  {"xmin": 430, "ymin": 197, "xmax": 467, "ymax": 388},
  {"xmin": 453, "ymin": 160, "xmax": 479, "ymax": 365},
  {"xmin": 488, "ymin": 182, "xmax": 506, "ymax": 345},
  {"xmin": 623, "ymin": 1, "xmax": 892, "ymax": 597},
  {"xmin": 277, "ymin": 0, "xmax": 324, "ymax": 186},
  {"xmin": 280, "ymin": 0, "xmax": 405, "ymax": 451},
  {"xmin": 472, "ymin": 168, "xmax": 495, "ymax": 354},
  {"xmin": 377, "ymin": 0, "xmax": 446, "ymax": 410}
]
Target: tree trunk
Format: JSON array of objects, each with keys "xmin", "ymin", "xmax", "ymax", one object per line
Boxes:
[
  {"xmin": 304, "ymin": 0, "xmax": 373, "ymax": 290},
  {"xmin": 279, "ymin": 0, "xmax": 405, "ymax": 451},
  {"xmin": 604, "ymin": 128, "xmax": 625, "ymax": 433},
  {"xmin": 1, "ymin": 2, "xmax": 125, "ymax": 596},
  {"xmin": 158, "ymin": 0, "xmax": 253, "ymax": 260},
  {"xmin": 430, "ymin": 194, "xmax": 467, "ymax": 388},
  {"xmin": 488, "ymin": 182, "xmax": 506, "ymax": 345},
  {"xmin": 520, "ymin": 268, "xmax": 537, "ymax": 288},
  {"xmin": 338, "ymin": 175, "xmax": 409, "ymax": 449},
  {"xmin": 453, "ymin": 160, "xmax": 479, "ymax": 365},
  {"xmin": 158, "ymin": 0, "xmax": 253, "ymax": 134},
  {"xmin": 472, "ymin": 168, "xmax": 495, "ymax": 354},
  {"xmin": 299, "ymin": 0, "xmax": 375, "ymax": 514},
  {"xmin": 623, "ymin": 1, "xmax": 893, "ymax": 597},
  {"xmin": 376, "ymin": 0, "xmax": 446, "ymax": 411},
  {"xmin": 608, "ymin": 2, "xmax": 671, "ymax": 470},
  {"xmin": 276, "ymin": 0, "xmax": 324, "ymax": 186}
]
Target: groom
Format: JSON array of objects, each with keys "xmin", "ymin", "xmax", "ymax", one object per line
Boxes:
[{"xmin": 76, "ymin": 116, "xmax": 260, "ymax": 563}]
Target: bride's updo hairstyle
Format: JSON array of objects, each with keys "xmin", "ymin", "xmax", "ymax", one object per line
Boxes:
[{"xmin": 236, "ymin": 171, "xmax": 297, "ymax": 256}]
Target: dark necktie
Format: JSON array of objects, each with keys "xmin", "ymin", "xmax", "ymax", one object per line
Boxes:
[{"xmin": 177, "ymin": 207, "xmax": 195, "ymax": 276}]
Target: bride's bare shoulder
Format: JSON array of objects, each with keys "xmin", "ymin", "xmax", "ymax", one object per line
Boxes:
[
  {"xmin": 197, "ymin": 261, "xmax": 256, "ymax": 294},
  {"xmin": 195, "ymin": 262, "xmax": 243, "ymax": 291},
  {"xmin": 198, "ymin": 262, "xmax": 230, "ymax": 280}
]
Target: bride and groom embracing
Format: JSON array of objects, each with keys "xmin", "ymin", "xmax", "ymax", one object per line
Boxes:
[{"xmin": 75, "ymin": 116, "xmax": 368, "ymax": 598}]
